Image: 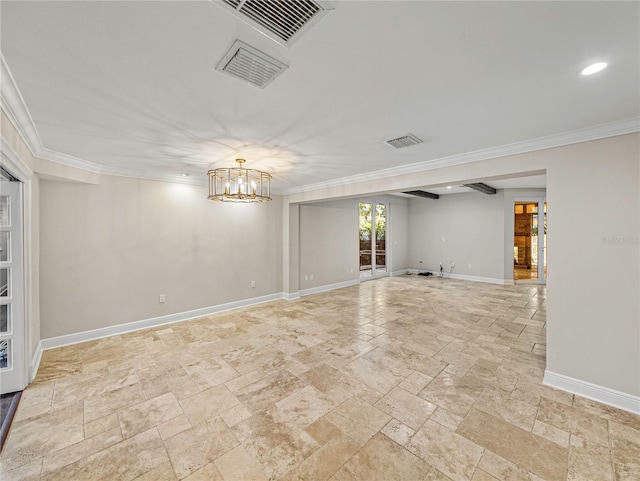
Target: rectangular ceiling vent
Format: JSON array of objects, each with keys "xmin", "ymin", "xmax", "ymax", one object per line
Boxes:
[
  {"xmin": 218, "ymin": 0, "xmax": 331, "ymax": 46},
  {"xmin": 384, "ymin": 134, "xmax": 423, "ymax": 149},
  {"xmin": 216, "ymin": 40, "xmax": 289, "ymax": 89}
]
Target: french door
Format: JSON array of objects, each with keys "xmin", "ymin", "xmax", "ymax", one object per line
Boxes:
[
  {"xmin": 0, "ymin": 180, "xmax": 26, "ymax": 394},
  {"xmin": 358, "ymin": 202, "xmax": 387, "ymax": 279}
]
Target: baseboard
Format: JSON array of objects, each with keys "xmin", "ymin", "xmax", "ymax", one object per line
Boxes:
[
  {"xmin": 391, "ymin": 269, "xmax": 411, "ymax": 277},
  {"xmin": 283, "ymin": 292, "xmax": 300, "ymax": 300},
  {"xmin": 39, "ymin": 292, "xmax": 284, "ymax": 352},
  {"xmin": 300, "ymin": 278, "xmax": 360, "ymax": 297},
  {"xmin": 29, "ymin": 340, "xmax": 43, "ymax": 383},
  {"xmin": 406, "ymin": 269, "xmax": 508, "ymax": 285},
  {"xmin": 544, "ymin": 370, "xmax": 640, "ymax": 415}
]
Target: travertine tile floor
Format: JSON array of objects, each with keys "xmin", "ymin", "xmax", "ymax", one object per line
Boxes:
[{"xmin": 1, "ymin": 276, "xmax": 639, "ymax": 480}]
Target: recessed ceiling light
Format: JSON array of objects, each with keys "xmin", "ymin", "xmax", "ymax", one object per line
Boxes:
[
  {"xmin": 446, "ymin": 186, "xmax": 452, "ymax": 190},
  {"xmin": 580, "ymin": 62, "xmax": 607, "ymax": 76},
  {"xmin": 181, "ymin": 173, "xmax": 190, "ymax": 177}
]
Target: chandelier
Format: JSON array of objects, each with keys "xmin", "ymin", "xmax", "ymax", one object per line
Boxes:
[{"xmin": 207, "ymin": 158, "xmax": 271, "ymax": 203}]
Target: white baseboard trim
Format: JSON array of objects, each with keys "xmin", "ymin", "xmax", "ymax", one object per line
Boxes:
[
  {"xmin": 39, "ymin": 292, "xmax": 283, "ymax": 352},
  {"xmin": 406, "ymin": 269, "xmax": 508, "ymax": 285},
  {"xmin": 544, "ymin": 370, "xmax": 640, "ymax": 415},
  {"xmin": 283, "ymin": 292, "xmax": 300, "ymax": 300},
  {"xmin": 29, "ymin": 340, "xmax": 43, "ymax": 382},
  {"xmin": 391, "ymin": 269, "xmax": 411, "ymax": 277},
  {"xmin": 300, "ymin": 279, "xmax": 360, "ymax": 297}
]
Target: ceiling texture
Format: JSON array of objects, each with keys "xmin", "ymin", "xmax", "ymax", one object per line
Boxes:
[{"xmin": 1, "ymin": 1, "xmax": 638, "ymax": 195}]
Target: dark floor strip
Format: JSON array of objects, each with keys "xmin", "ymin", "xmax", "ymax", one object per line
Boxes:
[{"xmin": 0, "ymin": 391, "xmax": 22, "ymax": 453}]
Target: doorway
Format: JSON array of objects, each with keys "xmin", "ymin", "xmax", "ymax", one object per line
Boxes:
[
  {"xmin": 0, "ymin": 178, "xmax": 26, "ymax": 394},
  {"xmin": 513, "ymin": 201, "xmax": 547, "ymax": 282},
  {"xmin": 359, "ymin": 202, "xmax": 387, "ymax": 279}
]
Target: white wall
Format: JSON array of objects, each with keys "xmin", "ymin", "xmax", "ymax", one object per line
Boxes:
[
  {"xmin": 298, "ymin": 196, "xmax": 410, "ymax": 291},
  {"xmin": 389, "ymin": 201, "xmax": 410, "ymax": 273},
  {"xmin": 408, "ymin": 191, "xmax": 506, "ymax": 280},
  {"xmin": 546, "ymin": 135, "xmax": 639, "ymax": 398},
  {"xmin": 39, "ymin": 175, "xmax": 283, "ymax": 338},
  {"xmin": 299, "ymin": 200, "xmax": 359, "ymax": 290}
]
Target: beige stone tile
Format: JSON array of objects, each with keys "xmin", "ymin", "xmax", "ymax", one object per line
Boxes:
[
  {"xmin": 219, "ymin": 403, "xmax": 252, "ymax": 428},
  {"xmin": 407, "ymin": 419, "xmax": 484, "ymax": 481},
  {"xmin": 374, "ymin": 387, "xmax": 436, "ymax": 430},
  {"xmin": 472, "ymin": 470, "xmax": 500, "ymax": 481},
  {"xmin": 457, "ymin": 408, "xmax": 567, "ymax": 481},
  {"xmin": 342, "ymin": 356, "xmax": 403, "ymax": 394},
  {"xmin": 84, "ymin": 382, "xmax": 146, "ymax": 423},
  {"xmin": 1, "ymin": 401, "xmax": 85, "ymax": 472},
  {"xmin": 281, "ymin": 433, "xmax": 359, "ymax": 481},
  {"xmin": 163, "ymin": 416, "xmax": 239, "ymax": 479},
  {"xmin": 325, "ymin": 396, "xmax": 391, "ymax": 445},
  {"xmin": 0, "ymin": 458, "xmax": 43, "ymax": 481},
  {"xmin": 40, "ymin": 428, "xmax": 169, "ymax": 481},
  {"xmin": 274, "ymin": 385, "xmax": 350, "ymax": 427},
  {"xmin": 423, "ymin": 468, "xmax": 456, "ymax": 480},
  {"xmin": 610, "ymin": 424, "xmax": 640, "ymax": 481},
  {"xmin": 567, "ymin": 435, "xmax": 614, "ymax": 481},
  {"xmin": 398, "ymin": 370, "xmax": 434, "ymax": 395},
  {"xmin": 532, "ymin": 419, "xmax": 570, "ymax": 447},
  {"xmin": 133, "ymin": 461, "xmax": 178, "ymax": 480},
  {"xmin": 181, "ymin": 463, "xmax": 224, "ymax": 481},
  {"xmin": 85, "ymin": 412, "xmax": 120, "ymax": 439},
  {"xmin": 213, "ymin": 445, "xmax": 267, "ymax": 481},
  {"xmin": 304, "ymin": 417, "xmax": 341, "ymax": 445},
  {"xmin": 232, "ymin": 409, "xmax": 319, "ymax": 479},
  {"xmin": 429, "ymin": 407, "xmax": 464, "ymax": 431},
  {"xmin": 330, "ymin": 432, "xmax": 428, "ymax": 481},
  {"xmin": 536, "ymin": 398, "xmax": 609, "ymax": 446},
  {"xmin": 223, "ymin": 369, "xmax": 265, "ymax": 392},
  {"xmin": 478, "ymin": 450, "xmax": 532, "ymax": 481},
  {"xmin": 419, "ymin": 370, "xmax": 484, "ymax": 416},
  {"xmin": 180, "ymin": 385, "xmax": 240, "ymax": 424},
  {"xmin": 157, "ymin": 413, "xmax": 192, "ymax": 440},
  {"xmin": 119, "ymin": 392, "xmax": 184, "ymax": 438},
  {"xmin": 381, "ymin": 418, "xmax": 415, "ymax": 446},
  {"xmin": 234, "ymin": 370, "xmax": 306, "ymax": 414},
  {"xmin": 472, "ymin": 387, "xmax": 538, "ymax": 431},
  {"xmin": 41, "ymin": 427, "xmax": 123, "ymax": 475}
]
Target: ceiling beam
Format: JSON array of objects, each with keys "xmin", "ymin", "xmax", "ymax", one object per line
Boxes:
[
  {"xmin": 403, "ymin": 190, "xmax": 440, "ymax": 200},
  {"xmin": 463, "ymin": 183, "xmax": 497, "ymax": 195}
]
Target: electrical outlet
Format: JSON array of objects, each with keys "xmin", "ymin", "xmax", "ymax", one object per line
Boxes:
[
  {"xmin": 350, "ymin": 268, "xmax": 353, "ymax": 273},
  {"xmin": 310, "ymin": 274, "xmax": 314, "ymax": 281},
  {"xmin": 450, "ymin": 261, "xmax": 455, "ymax": 268},
  {"xmin": 251, "ymin": 280, "xmax": 256, "ymax": 288},
  {"xmin": 442, "ymin": 237, "xmax": 446, "ymax": 242},
  {"xmin": 468, "ymin": 264, "xmax": 472, "ymax": 269},
  {"xmin": 304, "ymin": 275, "xmax": 308, "ymax": 281},
  {"xmin": 159, "ymin": 294, "xmax": 166, "ymax": 303}
]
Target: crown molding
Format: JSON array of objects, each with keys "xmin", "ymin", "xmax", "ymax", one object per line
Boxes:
[
  {"xmin": 280, "ymin": 117, "xmax": 640, "ymax": 195},
  {"xmin": 3, "ymin": 53, "xmax": 638, "ymax": 193},
  {"xmin": 1, "ymin": 54, "xmax": 104, "ymax": 175},
  {"xmin": 1, "ymin": 54, "xmax": 43, "ymax": 154}
]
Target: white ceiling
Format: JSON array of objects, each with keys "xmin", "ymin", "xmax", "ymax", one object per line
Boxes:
[{"xmin": 1, "ymin": 1, "xmax": 638, "ymax": 194}]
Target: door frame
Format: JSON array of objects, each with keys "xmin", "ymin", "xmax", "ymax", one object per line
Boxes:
[
  {"xmin": 513, "ymin": 197, "xmax": 546, "ymax": 284},
  {"xmin": 1, "ymin": 137, "xmax": 34, "ymax": 388},
  {"xmin": 358, "ymin": 200, "xmax": 389, "ymax": 280}
]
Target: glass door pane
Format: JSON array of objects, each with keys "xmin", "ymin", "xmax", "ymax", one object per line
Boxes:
[
  {"xmin": 359, "ymin": 203, "xmax": 373, "ymax": 278},
  {"xmin": 375, "ymin": 204, "xmax": 386, "ymax": 276}
]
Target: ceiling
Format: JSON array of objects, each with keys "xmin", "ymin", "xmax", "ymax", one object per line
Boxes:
[{"xmin": 1, "ymin": 1, "xmax": 638, "ymax": 194}]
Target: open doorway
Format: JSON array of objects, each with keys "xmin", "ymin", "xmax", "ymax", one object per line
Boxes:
[
  {"xmin": 359, "ymin": 202, "xmax": 387, "ymax": 279},
  {"xmin": 514, "ymin": 201, "xmax": 547, "ymax": 282}
]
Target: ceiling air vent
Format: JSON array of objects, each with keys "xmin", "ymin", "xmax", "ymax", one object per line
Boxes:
[
  {"xmin": 216, "ymin": 40, "xmax": 289, "ymax": 89},
  {"xmin": 384, "ymin": 134, "xmax": 423, "ymax": 149},
  {"xmin": 217, "ymin": 0, "xmax": 331, "ymax": 46}
]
